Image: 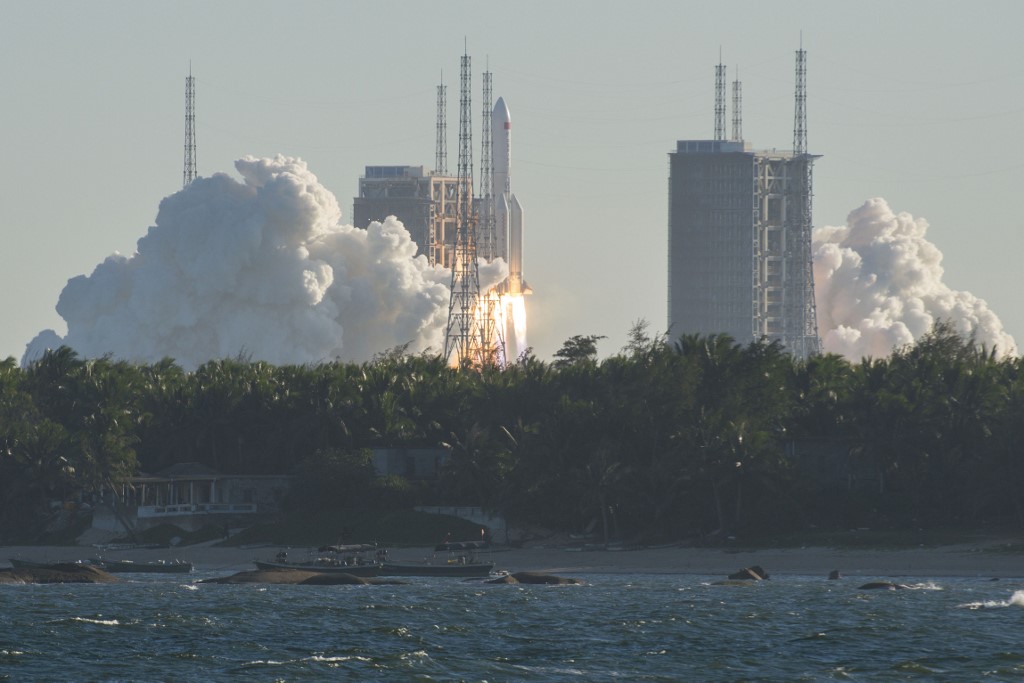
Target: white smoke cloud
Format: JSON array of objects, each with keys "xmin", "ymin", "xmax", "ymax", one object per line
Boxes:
[
  {"xmin": 813, "ymin": 197, "xmax": 1016, "ymax": 359},
  {"xmin": 23, "ymin": 155, "xmax": 456, "ymax": 369}
]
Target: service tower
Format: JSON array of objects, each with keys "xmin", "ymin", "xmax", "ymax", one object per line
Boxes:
[{"xmin": 668, "ymin": 49, "xmax": 820, "ymax": 359}]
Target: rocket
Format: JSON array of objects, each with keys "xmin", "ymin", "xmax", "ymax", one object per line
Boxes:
[{"xmin": 491, "ymin": 97, "xmax": 529, "ymax": 296}]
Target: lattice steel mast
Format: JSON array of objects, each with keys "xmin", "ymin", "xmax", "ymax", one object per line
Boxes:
[
  {"xmin": 183, "ymin": 64, "xmax": 196, "ymax": 188},
  {"xmin": 479, "ymin": 67, "xmax": 495, "ymax": 262},
  {"xmin": 732, "ymin": 70, "xmax": 742, "ymax": 142},
  {"xmin": 788, "ymin": 43, "xmax": 821, "ymax": 358},
  {"xmin": 478, "ymin": 66, "xmax": 505, "ymax": 363},
  {"xmin": 714, "ymin": 55, "xmax": 726, "ymax": 141},
  {"xmin": 435, "ymin": 74, "xmax": 447, "ymax": 175},
  {"xmin": 444, "ymin": 49, "xmax": 493, "ymax": 366}
]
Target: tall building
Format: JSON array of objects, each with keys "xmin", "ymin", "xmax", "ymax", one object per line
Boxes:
[
  {"xmin": 352, "ymin": 165, "xmax": 460, "ymax": 268},
  {"xmin": 667, "ymin": 52, "xmax": 820, "ymax": 359}
]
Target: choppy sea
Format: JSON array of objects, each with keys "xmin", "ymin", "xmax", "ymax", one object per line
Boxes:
[{"xmin": 2, "ymin": 571, "xmax": 1023, "ymax": 681}]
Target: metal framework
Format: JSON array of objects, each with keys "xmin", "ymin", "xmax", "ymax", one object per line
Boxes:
[
  {"xmin": 435, "ymin": 77, "xmax": 447, "ymax": 175},
  {"xmin": 444, "ymin": 51, "xmax": 499, "ymax": 367},
  {"xmin": 732, "ymin": 75, "xmax": 742, "ymax": 142},
  {"xmin": 714, "ymin": 61, "xmax": 726, "ymax": 141},
  {"xmin": 793, "ymin": 48, "xmax": 807, "ymax": 155},
  {"xmin": 479, "ymin": 69, "xmax": 495, "ymax": 262},
  {"xmin": 669, "ymin": 49, "xmax": 821, "ymax": 361},
  {"xmin": 183, "ymin": 65, "xmax": 196, "ymax": 188},
  {"xmin": 787, "ymin": 46, "xmax": 821, "ymax": 358}
]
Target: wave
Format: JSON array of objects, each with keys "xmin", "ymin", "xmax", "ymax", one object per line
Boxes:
[
  {"xmin": 68, "ymin": 616, "xmax": 121, "ymax": 626},
  {"xmin": 958, "ymin": 590, "xmax": 1024, "ymax": 610}
]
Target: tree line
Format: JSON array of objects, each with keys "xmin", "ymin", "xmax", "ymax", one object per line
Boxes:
[{"xmin": 2, "ymin": 320, "xmax": 1023, "ymax": 543}]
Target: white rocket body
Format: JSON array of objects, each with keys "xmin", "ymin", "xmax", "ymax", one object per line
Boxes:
[{"xmin": 490, "ymin": 96, "xmax": 526, "ymax": 296}]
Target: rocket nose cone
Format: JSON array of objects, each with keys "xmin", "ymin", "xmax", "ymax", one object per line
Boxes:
[{"xmin": 493, "ymin": 96, "xmax": 511, "ymax": 123}]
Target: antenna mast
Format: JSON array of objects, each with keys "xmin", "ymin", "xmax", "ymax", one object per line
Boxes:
[
  {"xmin": 478, "ymin": 66, "xmax": 505, "ymax": 362},
  {"xmin": 435, "ymin": 74, "xmax": 447, "ymax": 175},
  {"xmin": 183, "ymin": 64, "xmax": 196, "ymax": 188},
  {"xmin": 788, "ymin": 42, "xmax": 820, "ymax": 358},
  {"xmin": 479, "ymin": 67, "xmax": 495, "ymax": 261},
  {"xmin": 444, "ymin": 49, "xmax": 490, "ymax": 366},
  {"xmin": 793, "ymin": 44, "xmax": 807, "ymax": 154},
  {"xmin": 714, "ymin": 55, "xmax": 726, "ymax": 141},
  {"xmin": 732, "ymin": 70, "xmax": 742, "ymax": 142}
]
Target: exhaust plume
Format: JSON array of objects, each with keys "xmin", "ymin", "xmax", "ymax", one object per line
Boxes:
[
  {"xmin": 813, "ymin": 197, "xmax": 1016, "ymax": 359},
  {"xmin": 24, "ymin": 156, "xmax": 453, "ymax": 368}
]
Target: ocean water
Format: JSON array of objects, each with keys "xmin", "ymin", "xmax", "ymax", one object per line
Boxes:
[{"xmin": 2, "ymin": 572, "xmax": 1023, "ymax": 681}]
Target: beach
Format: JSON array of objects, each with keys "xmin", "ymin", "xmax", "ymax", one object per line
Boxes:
[{"xmin": 3, "ymin": 538, "xmax": 1022, "ymax": 579}]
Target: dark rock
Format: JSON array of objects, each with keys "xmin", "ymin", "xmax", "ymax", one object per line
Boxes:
[
  {"xmin": 300, "ymin": 573, "xmax": 408, "ymax": 586},
  {"xmin": 486, "ymin": 574, "xmax": 519, "ymax": 584},
  {"xmin": 513, "ymin": 572, "xmax": 581, "ymax": 585},
  {"xmin": 828, "ymin": 569, "xmax": 842, "ymax": 580},
  {"xmin": 728, "ymin": 566, "xmax": 769, "ymax": 581},
  {"xmin": 0, "ymin": 564, "xmax": 119, "ymax": 584},
  {"xmin": 200, "ymin": 569, "xmax": 326, "ymax": 584},
  {"xmin": 858, "ymin": 581, "xmax": 907, "ymax": 590},
  {"xmin": 200, "ymin": 569, "xmax": 405, "ymax": 585}
]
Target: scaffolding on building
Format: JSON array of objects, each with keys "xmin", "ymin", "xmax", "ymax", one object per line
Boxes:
[{"xmin": 668, "ymin": 46, "xmax": 821, "ymax": 361}]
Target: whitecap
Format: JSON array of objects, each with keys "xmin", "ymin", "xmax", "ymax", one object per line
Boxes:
[
  {"xmin": 70, "ymin": 617, "xmax": 120, "ymax": 626},
  {"xmin": 958, "ymin": 589, "xmax": 1024, "ymax": 610}
]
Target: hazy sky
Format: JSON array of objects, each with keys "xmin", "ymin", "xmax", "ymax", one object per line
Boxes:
[{"xmin": 3, "ymin": 0, "xmax": 1023, "ymax": 364}]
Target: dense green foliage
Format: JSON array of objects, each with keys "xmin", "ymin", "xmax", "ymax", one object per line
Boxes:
[{"xmin": 3, "ymin": 320, "xmax": 1023, "ymax": 542}]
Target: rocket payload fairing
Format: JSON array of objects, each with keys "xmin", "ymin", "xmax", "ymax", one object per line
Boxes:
[{"xmin": 491, "ymin": 97, "xmax": 528, "ymax": 296}]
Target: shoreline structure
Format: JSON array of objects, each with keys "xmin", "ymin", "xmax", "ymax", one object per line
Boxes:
[{"xmin": 3, "ymin": 541, "xmax": 1021, "ymax": 579}]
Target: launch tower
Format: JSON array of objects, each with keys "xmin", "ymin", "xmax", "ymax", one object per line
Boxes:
[
  {"xmin": 444, "ymin": 51, "xmax": 500, "ymax": 367},
  {"xmin": 667, "ymin": 50, "xmax": 821, "ymax": 359},
  {"xmin": 183, "ymin": 65, "xmax": 196, "ymax": 188}
]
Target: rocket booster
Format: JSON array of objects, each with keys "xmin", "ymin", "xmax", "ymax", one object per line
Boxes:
[
  {"xmin": 509, "ymin": 194, "xmax": 523, "ymax": 293},
  {"xmin": 491, "ymin": 96, "xmax": 528, "ymax": 295}
]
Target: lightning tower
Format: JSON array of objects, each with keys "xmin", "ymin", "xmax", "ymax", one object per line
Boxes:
[
  {"xmin": 478, "ymin": 66, "xmax": 506, "ymax": 362},
  {"xmin": 435, "ymin": 75, "xmax": 447, "ymax": 175},
  {"xmin": 787, "ymin": 44, "xmax": 821, "ymax": 357},
  {"xmin": 444, "ymin": 49, "xmax": 499, "ymax": 367},
  {"xmin": 183, "ymin": 65, "xmax": 196, "ymax": 188},
  {"xmin": 479, "ymin": 68, "xmax": 495, "ymax": 262},
  {"xmin": 731, "ymin": 71, "xmax": 742, "ymax": 142},
  {"xmin": 714, "ymin": 57, "xmax": 726, "ymax": 141}
]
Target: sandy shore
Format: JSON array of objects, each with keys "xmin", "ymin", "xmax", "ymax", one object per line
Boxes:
[{"xmin": 3, "ymin": 540, "xmax": 1022, "ymax": 580}]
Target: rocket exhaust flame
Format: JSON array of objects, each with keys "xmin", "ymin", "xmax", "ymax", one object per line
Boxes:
[{"xmin": 510, "ymin": 294, "xmax": 528, "ymax": 359}]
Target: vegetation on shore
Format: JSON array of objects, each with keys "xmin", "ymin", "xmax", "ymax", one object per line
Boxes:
[{"xmin": 3, "ymin": 320, "xmax": 1024, "ymax": 546}]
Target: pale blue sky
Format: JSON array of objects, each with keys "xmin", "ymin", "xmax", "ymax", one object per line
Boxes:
[{"xmin": 3, "ymin": 0, "xmax": 1022, "ymax": 362}]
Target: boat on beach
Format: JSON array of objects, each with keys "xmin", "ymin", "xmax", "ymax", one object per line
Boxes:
[
  {"xmin": 381, "ymin": 538, "xmax": 497, "ymax": 577},
  {"xmin": 380, "ymin": 558, "xmax": 495, "ymax": 577},
  {"xmin": 253, "ymin": 544, "xmax": 383, "ymax": 577}
]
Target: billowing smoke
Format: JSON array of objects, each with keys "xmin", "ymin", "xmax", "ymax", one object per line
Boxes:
[
  {"xmin": 813, "ymin": 197, "xmax": 1016, "ymax": 359},
  {"xmin": 23, "ymin": 155, "xmax": 472, "ymax": 369}
]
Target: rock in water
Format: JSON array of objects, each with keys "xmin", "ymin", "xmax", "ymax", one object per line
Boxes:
[
  {"xmin": 0, "ymin": 564, "xmax": 119, "ymax": 584},
  {"xmin": 201, "ymin": 569, "xmax": 368, "ymax": 585},
  {"xmin": 728, "ymin": 566, "xmax": 769, "ymax": 581},
  {"xmin": 487, "ymin": 572, "xmax": 581, "ymax": 585},
  {"xmin": 200, "ymin": 570, "xmax": 404, "ymax": 585}
]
